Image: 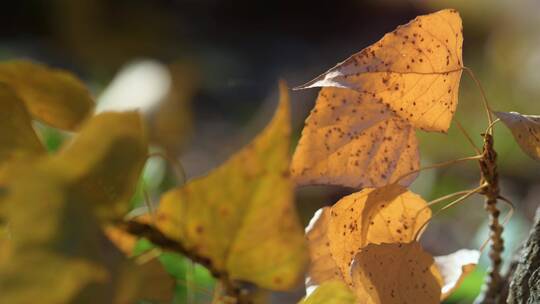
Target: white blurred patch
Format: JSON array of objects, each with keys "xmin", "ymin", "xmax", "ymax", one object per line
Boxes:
[{"xmin": 97, "ymin": 60, "xmax": 171, "ymax": 113}]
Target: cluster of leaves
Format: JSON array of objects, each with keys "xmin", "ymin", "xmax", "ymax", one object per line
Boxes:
[
  {"xmin": 0, "ymin": 61, "xmax": 174, "ymax": 303},
  {"xmin": 296, "ymin": 9, "xmax": 479, "ymax": 303},
  {"xmin": 1, "ymin": 8, "xmax": 539, "ymax": 304}
]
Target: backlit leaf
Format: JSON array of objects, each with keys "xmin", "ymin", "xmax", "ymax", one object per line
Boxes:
[
  {"xmin": 351, "ymin": 242, "xmax": 442, "ymax": 304},
  {"xmin": 52, "ymin": 111, "xmax": 148, "ymax": 220},
  {"xmin": 434, "ymin": 249, "xmax": 479, "ymax": 299},
  {"xmin": 297, "ymin": 9, "xmax": 463, "ymax": 132},
  {"xmin": 305, "ymin": 184, "xmax": 431, "ymax": 286},
  {"xmin": 155, "ymin": 82, "xmax": 308, "ymax": 290},
  {"xmin": 291, "ymin": 87, "xmax": 419, "ymax": 188},
  {"xmin": 494, "ymin": 111, "xmax": 540, "ymax": 161},
  {"xmin": 300, "ymin": 281, "xmax": 357, "ymax": 304},
  {"xmin": 0, "ymin": 84, "xmax": 45, "ymax": 167},
  {"xmin": 0, "ymin": 60, "xmax": 94, "ymax": 130}
]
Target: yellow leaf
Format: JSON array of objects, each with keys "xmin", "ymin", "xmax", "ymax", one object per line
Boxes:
[
  {"xmin": 0, "ymin": 161, "xmax": 174, "ymax": 304},
  {"xmin": 351, "ymin": 242, "xmax": 442, "ymax": 304},
  {"xmin": 299, "ymin": 281, "xmax": 357, "ymax": 304},
  {"xmin": 305, "ymin": 184, "xmax": 431, "ymax": 286},
  {"xmin": 297, "ymin": 9, "xmax": 463, "ymax": 132},
  {"xmin": 0, "ymin": 84, "xmax": 45, "ymax": 167},
  {"xmin": 155, "ymin": 82, "xmax": 308, "ymax": 290},
  {"xmin": 0, "ymin": 165, "xmax": 109, "ymax": 304},
  {"xmin": 434, "ymin": 249, "xmax": 479, "ymax": 299},
  {"xmin": 104, "ymin": 225, "xmax": 138, "ymax": 255},
  {"xmin": 494, "ymin": 111, "xmax": 540, "ymax": 161},
  {"xmin": 0, "ymin": 60, "xmax": 94, "ymax": 130},
  {"xmin": 52, "ymin": 111, "xmax": 148, "ymax": 220},
  {"xmin": 291, "ymin": 87, "xmax": 419, "ymax": 188}
]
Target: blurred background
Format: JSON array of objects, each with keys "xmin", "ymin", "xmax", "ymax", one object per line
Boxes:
[{"xmin": 2, "ymin": 0, "xmax": 539, "ymax": 303}]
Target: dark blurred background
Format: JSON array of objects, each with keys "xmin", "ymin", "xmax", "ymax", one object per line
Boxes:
[{"xmin": 2, "ymin": 0, "xmax": 539, "ymax": 303}]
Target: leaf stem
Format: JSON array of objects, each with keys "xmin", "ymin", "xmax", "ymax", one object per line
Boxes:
[
  {"xmin": 475, "ymin": 132, "xmax": 504, "ymax": 304},
  {"xmin": 414, "ymin": 184, "xmax": 486, "ymax": 241},
  {"xmin": 147, "ymin": 151, "xmax": 187, "ymax": 186},
  {"xmin": 394, "ymin": 154, "xmax": 483, "ymax": 185},
  {"xmin": 455, "ymin": 119, "xmax": 482, "ymax": 154},
  {"xmin": 463, "ymin": 66, "xmax": 494, "ymax": 131}
]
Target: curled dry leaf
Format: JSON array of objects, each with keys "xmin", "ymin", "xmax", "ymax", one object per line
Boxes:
[
  {"xmin": 300, "ymin": 281, "xmax": 357, "ymax": 304},
  {"xmin": 155, "ymin": 82, "xmax": 308, "ymax": 290},
  {"xmin": 305, "ymin": 184, "xmax": 431, "ymax": 286},
  {"xmin": 297, "ymin": 9, "xmax": 463, "ymax": 133},
  {"xmin": 291, "ymin": 87, "xmax": 419, "ymax": 188},
  {"xmin": 494, "ymin": 111, "xmax": 540, "ymax": 161},
  {"xmin": 0, "ymin": 84, "xmax": 45, "ymax": 168},
  {"xmin": 0, "ymin": 60, "xmax": 95, "ymax": 130},
  {"xmin": 351, "ymin": 242, "xmax": 442, "ymax": 304},
  {"xmin": 434, "ymin": 249, "xmax": 480, "ymax": 299}
]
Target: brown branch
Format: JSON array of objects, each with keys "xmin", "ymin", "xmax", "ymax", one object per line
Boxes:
[
  {"xmin": 475, "ymin": 133, "xmax": 504, "ymax": 304},
  {"xmin": 119, "ymin": 220, "xmax": 247, "ymax": 301},
  {"xmin": 506, "ymin": 207, "xmax": 540, "ymax": 303}
]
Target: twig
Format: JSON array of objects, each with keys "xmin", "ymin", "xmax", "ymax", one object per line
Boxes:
[{"xmin": 475, "ymin": 133, "xmax": 504, "ymax": 304}]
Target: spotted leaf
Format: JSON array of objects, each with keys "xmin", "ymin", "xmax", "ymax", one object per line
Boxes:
[
  {"xmin": 351, "ymin": 242, "xmax": 443, "ymax": 304},
  {"xmin": 291, "ymin": 87, "xmax": 419, "ymax": 188},
  {"xmin": 297, "ymin": 9, "xmax": 463, "ymax": 132},
  {"xmin": 305, "ymin": 184, "xmax": 431, "ymax": 286}
]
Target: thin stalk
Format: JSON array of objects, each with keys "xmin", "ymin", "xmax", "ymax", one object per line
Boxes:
[
  {"xmin": 463, "ymin": 66, "xmax": 494, "ymax": 129},
  {"xmin": 394, "ymin": 154, "xmax": 483, "ymax": 185},
  {"xmin": 414, "ymin": 184, "xmax": 486, "ymax": 241},
  {"xmin": 148, "ymin": 151, "xmax": 187, "ymax": 186},
  {"xmin": 455, "ymin": 119, "xmax": 482, "ymax": 154}
]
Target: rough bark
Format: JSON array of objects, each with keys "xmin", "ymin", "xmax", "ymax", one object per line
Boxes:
[{"xmin": 506, "ymin": 208, "xmax": 540, "ymax": 303}]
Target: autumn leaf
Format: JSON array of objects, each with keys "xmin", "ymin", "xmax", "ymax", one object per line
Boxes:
[
  {"xmin": 297, "ymin": 9, "xmax": 463, "ymax": 133},
  {"xmin": 291, "ymin": 87, "xmax": 419, "ymax": 188},
  {"xmin": 154, "ymin": 82, "xmax": 308, "ymax": 290},
  {"xmin": 0, "ymin": 145, "xmax": 172, "ymax": 303},
  {"xmin": 0, "ymin": 83, "xmax": 45, "ymax": 167},
  {"xmin": 494, "ymin": 111, "xmax": 540, "ymax": 161},
  {"xmin": 435, "ymin": 249, "xmax": 479, "ymax": 299},
  {"xmin": 305, "ymin": 184, "xmax": 431, "ymax": 286},
  {"xmin": 51, "ymin": 111, "xmax": 148, "ymax": 220},
  {"xmin": 299, "ymin": 281, "xmax": 357, "ymax": 304},
  {"xmin": 0, "ymin": 60, "xmax": 94, "ymax": 130},
  {"xmin": 0, "ymin": 164, "xmax": 118, "ymax": 303},
  {"xmin": 350, "ymin": 242, "xmax": 442, "ymax": 304}
]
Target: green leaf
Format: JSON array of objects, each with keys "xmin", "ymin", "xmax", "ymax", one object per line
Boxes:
[
  {"xmin": 155, "ymin": 82, "xmax": 308, "ymax": 290},
  {"xmin": 299, "ymin": 281, "xmax": 357, "ymax": 304},
  {"xmin": 0, "ymin": 60, "xmax": 94, "ymax": 130}
]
